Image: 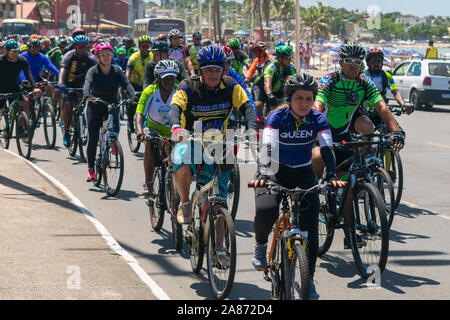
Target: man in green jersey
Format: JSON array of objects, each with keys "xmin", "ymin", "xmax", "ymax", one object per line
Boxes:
[
  {"xmin": 188, "ymin": 31, "xmax": 203, "ymax": 75},
  {"xmin": 311, "ymin": 42, "xmax": 405, "ymax": 249}
]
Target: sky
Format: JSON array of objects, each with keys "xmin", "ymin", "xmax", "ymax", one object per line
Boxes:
[{"xmin": 149, "ymin": 0, "xmax": 449, "ymax": 17}]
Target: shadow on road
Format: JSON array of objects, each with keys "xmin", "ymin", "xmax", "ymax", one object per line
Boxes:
[
  {"xmin": 395, "ymin": 203, "xmax": 439, "ymax": 220},
  {"xmin": 415, "ymin": 106, "xmax": 450, "ymax": 113},
  {"xmin": 234, "ymin": 219, "xmax": 254, "ymax": 238}
]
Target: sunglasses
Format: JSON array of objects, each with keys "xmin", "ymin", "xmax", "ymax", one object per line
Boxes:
[
  {"xmin": 141, "ymin": 44, "xmax": 150, "ymax": 49},
  {"xmin": 343, "ymin": 58, "xmax": 363, "ymax": 66},
  {"xmin": 76, "ymin": 45, "xmax": 87, "ymax": 49},
  {"xmin": 194, "ymin": 38, "xmax": 202, "ymax": 41}
]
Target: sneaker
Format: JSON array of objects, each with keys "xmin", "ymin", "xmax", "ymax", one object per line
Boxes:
[
  {"xmin": 176, "ymin": 201, "xmax": 192, "ymax": 224},
  {"xmin": 86, "ymin": 169, "xmax": 96, "ymax": 182},
  {"xmin": 343, "ymin": 235, "xmax": 367, "ymax": 250},
  {"xmin": 251, "ymin": 242, "xmax": 267, "ymax": 271},
  {"xmin": 310, "ymin": 278, "xmax": 320, "ymax": 300},
  {"xmin": 214, "ymin": 245, "xmax": 231, "ymax": 269},
  {"xmin": 63, "ymin": 131, "xmax": 71, "ymax": 148}
]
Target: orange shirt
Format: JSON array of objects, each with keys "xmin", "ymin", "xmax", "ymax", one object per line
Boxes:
[{"xmin": 245, "ymin": 52, "xmax": 272, "ymax": 80}]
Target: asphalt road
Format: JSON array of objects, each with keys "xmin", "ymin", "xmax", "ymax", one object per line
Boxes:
[{"xmin": 10, "ymin": 103, "xmax": 450, "ymax": 300}]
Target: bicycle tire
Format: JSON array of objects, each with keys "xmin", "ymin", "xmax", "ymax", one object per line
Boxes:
[
  {"xmin": 349, "ymin": 182, "xmax": 389, "ymax": 279},
  {"xmin": 68, "ymin": 120, "xmax": 79, "ymax": 157},
  {"xmin": 43, "ymin": 103, "xmax": 57, "ymax": 149},
  {"xmin": 317, "ymin": 192, "xmax": 336, "ymax": 256},
  {"xmin": 127, "ymin": 127, "xmax": 141, "ymax": 153},
  {"xmin": 15, "ymin": 111, "xmax": 32, "ymax": 159},
  {"xmin": 384, "ymin": 150, "xmax": 403, "ymax": 210},
  {"xmin": 270, "ymin": 234, "xmax": 286, "ymax": 300},
  {"xmin": 28, "ymin": 104, "xmax": 37, "ymax": 141},
  {"xmin": 164, "ymin": 168, "xmax": 182, "ymax": 250},
  {"xmin": 284, "ymin": 240, "xmax": 310, "ymax": 300},
  {"xmin": 94, "ymin": 142, "xmax": 103, "ymax": 187},
  {"xmin": 148, "ymin": 166, "xmax": 165, "ymax": 231},
  {"xmin": 78, "ymin": 112, "xmax": 88, "ymax": 163},
  {"xmin": 228, "ymin": 161, "xmax": 240, "ymax": 221},
  {"xmin": 103, "ymin": 139, "xmax": 124, "ymax": 197},
  {"xmin": 189, "ymin": 191, "xmax": 205, "ymax": 273},
  {"xmin": 372, "ymin": 167, "xmax": 395, "ymax": 229},
  {"xmin": 206, "ymin": 207, "xmax": 236, "ymax": 300},
  {"xmin": 0, "ymin": 114, "xmax": 10, "ymax": 149}
]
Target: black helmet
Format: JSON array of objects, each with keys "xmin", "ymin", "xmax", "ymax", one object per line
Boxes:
[
  {"xmin": 27, "ymin": 38, "xmax": 41, "ymax": 48},
  {"xmin": 192, "ymin": 31, "xmax": 202, "ymax": 39},
  {"xmin": 151, "ymin": 40, "xmax": 169, "ymax": 52},
  {"xmin": 339, "ymin": 42, "xmax": 366, "ymax": 59},
  {"xmin": 284, "ymin": 73, "xmax": 318, "ymax": 98}
]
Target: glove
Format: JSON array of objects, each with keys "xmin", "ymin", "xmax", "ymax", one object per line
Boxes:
[
  {"xmin": 392, "ymin": 131, "xmax": 405, "ymax": 146},
  {"xmin": 324, "ymin": 171, "xmax": 338, "ymax": 183},
  {"xmin": 171, "ymin": 125, "xmax": 187, "ymax": 142},
  {"xmin": 267, "ymin": 93, "xmax": 278, "ymax": 106},
  {"xmin": 57, "ymin": 84, "xmax": 68, "ymax": 93}
]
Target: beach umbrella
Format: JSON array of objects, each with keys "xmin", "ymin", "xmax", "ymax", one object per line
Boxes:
[{"xmin": 233, "ymin": 30, "xmax": 250, "ymax": 36}]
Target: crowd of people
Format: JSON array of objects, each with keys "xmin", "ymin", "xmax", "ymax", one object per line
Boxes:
[{"xmin": 0, "ymin": 27, "xmax": 412, "ymax": 300}]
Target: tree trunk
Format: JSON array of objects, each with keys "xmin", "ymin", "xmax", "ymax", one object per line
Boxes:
[
  {"xmin": 215, "ymin": 0, "xmax": 222, "ymax": 43},
  {"xmin": 258, "ymin": 0, "xmax": 264, "ymax": 41}
]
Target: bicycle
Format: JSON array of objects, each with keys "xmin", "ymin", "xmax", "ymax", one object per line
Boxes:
[
  {"xmin": 0, "ymin": 93, "xmax": 33, "ymax": 159},
  {"xmin": 90, "ymin": 97, "xmax": 127, "ymax": 197},
  {"xmin": 144, "ymin": 128, "xmax": 184, "ymax": 251},
  {"xmin": 127, "ymin": 91, "xmax": 142, "ymax": 154},
  {"xmin": 373, "ymin": 104, "xmax": 409, "ymax": 210},
  {"xmin": 248, "ymin": 181, "xmax": 327, "ymax": 300},
  {"xmin": 27, "ymin": 80, "xmax": 57, "ymax": 149},
  {"xmin": 185, "ymin": 135, "xmax": 237, "ymax": 300},
  {"xmin": 317, "ymin": 134, "xmax": 389, "ymax": 279}
]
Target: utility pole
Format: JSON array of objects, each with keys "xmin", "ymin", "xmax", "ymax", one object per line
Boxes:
[
  {"xmin": 199, "ymin": 0, "xmax": 202, "ymax": 31},
  {"xmin": 295, "ymin": 0, "xmax": 300, "ymax": 72},
  {"xmin": 20, "ymin": 0, "xmax": 23, "ymax": 18}
]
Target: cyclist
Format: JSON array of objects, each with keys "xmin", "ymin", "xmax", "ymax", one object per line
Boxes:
[
  {"xmin": 19, "ymin": 38, "xmax": 60, "ymax": 99},
  {"xmin": 188, "ymin": 31, "xmax": 203, "ymax": 75},
  {"xmin": 123, "ymin": 37, "xmax": 138, "ymax": 58},
  {"xmin": 135, "ymin": 59, "xmax": 179, "ymax": 195},
  {"xmin": 169, "ymin": 45, "xmax": 258, "ymax": 224},
  {"xmin": 46, "ymin": 37, "xmax": 68, "ymax": 71},
  {"xmin": 311, "ymin": 42, "xmax": 405, "ymax": 249},
  {"xmin": 363, "ymin": 47, "xmax": 412, "ymax": 127},
  {"xmin": 143, "ymin": 39, "xmax": 188, "ymax": 89},
  {"xmin": 252, "ymin": 45, "xmax": 296, "ymax": 124},
  {"xmin": 249, "ymin": 73, "xmax": 343, "ymax": 300},
  {"xmin": 168, "ymin": 29, "xmax": 195, "ymax": 76},
  {"xmin": 59, "ymin": 34, "xmax": 97, "ymax": 147},
  {"xmin": 228, "ymin": 38, "xmax": 250, "ymax": 79},
  {"xmin": 245, "ymin": 42, "xmax": 272, "ymax": 85},
  {"xmin": 83, "ymin": 42, "xmax": 136, "ymax": 182},
  {"xmin": 114, "ymin": 47, "xmax": 129, "ymax": 72},
  {"xmin": 125, "ymin": 35, "xmax": 153, "ymax": 133},
  {"xmin": 0, "ymin": 40, "xmax": 41, "ymax": 117}
]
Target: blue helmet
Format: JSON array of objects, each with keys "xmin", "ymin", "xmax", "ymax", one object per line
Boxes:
[
  {"xmin": 197, "ymin": 45, "xmax": 226, "ymax": 69},
  {"xmin": 276, "ymin": 41, "xmax": 286, "ymax": 47},
  {"xmin": 73, "ymin": 35, "xmax": 89, "ymax": 44},
  {"xmin": 4, "ymin": 40, "xmax": 19, "ymax": 50}
]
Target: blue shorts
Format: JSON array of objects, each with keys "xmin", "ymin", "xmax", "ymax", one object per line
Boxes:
[{"xmin": 172, "ymin": 141, "xmax": 232, "ymax": 199}]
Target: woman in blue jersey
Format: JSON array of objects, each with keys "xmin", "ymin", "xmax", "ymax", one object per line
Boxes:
[{"xmin": 249, "ymin": 73, "xmax": 345, "ymax": 300}]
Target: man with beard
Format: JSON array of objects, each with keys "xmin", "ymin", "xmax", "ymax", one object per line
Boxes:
[{"xmin": 363, "ymin": 47, "xmax": 412, "ymax": 127}]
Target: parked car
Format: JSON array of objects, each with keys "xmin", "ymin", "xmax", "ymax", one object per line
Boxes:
[{"xmin": 386, "ymin": 58, "xmax": 450, "ymax": 108}]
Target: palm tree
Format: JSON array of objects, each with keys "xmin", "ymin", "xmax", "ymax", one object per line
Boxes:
[
  {"xmin": 244, "ymin": 0, "xmax": 264, "ymax": 41},
  {"xmin": 301, "ymin": 2, "xmax": 332, "ymax": 40},
  {"xmin": 272, "ymin": 0, "xmax": 295, "ymax": 32},
  {"xmin": 263, "ymin": 0, "xmax": 271, "ymax": 27}
]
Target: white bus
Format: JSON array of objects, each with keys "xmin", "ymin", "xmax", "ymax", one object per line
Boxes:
[
  {"xmin": 1, "ymin": 18, "xmax": 40, "ymax": 37},
  {"xmin": 133, "ymin": 17, "xmax": 186, "ymax": 39}
]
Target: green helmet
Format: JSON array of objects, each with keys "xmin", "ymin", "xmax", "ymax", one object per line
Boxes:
[
  {"xmin": 275, "ymin": 45, "xmax": 292, "ymax": 58},
  {"xmin": 228, "ymin": 38, "xmax": 240, "ymax": 48},
  {"xmin": 116, "ymin": 47, "xmax": 127, "ymax": 55}
]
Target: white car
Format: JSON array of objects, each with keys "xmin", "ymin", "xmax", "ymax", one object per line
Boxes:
[{"xmin": 386, "ymin": 58, "xmax": 450, "ymax": 108}]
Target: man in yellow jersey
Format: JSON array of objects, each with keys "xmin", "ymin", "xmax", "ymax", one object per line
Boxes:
[{"xmin": 425, "ymin": 40, "xmax": 438, "ymax": 59}]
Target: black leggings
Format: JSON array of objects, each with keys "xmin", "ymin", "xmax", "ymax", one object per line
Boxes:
[
  {"xmin": 253, "ymin": 165, "xmax": 320, "ymax": 277},
  {"xmin": 86, "ymin": 102, "xmax": 120, "ymax": 168}
]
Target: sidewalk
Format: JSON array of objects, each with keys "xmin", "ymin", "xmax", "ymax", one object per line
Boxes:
[{"xmin": 0, "ymin": 149, "xmax": 158, "ymax": 300}]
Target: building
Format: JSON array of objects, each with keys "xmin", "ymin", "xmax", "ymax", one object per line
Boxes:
[
  {"xmin": 395, "ymin": 15, "xmax": 429, "ymax": 26},
  {"xmin": 0, "ymin": 0, "xmax": 17, "ymax": 21},
  {"xmin": 15, "ymin": 1, "xmax": 43, "ymax": 23}
]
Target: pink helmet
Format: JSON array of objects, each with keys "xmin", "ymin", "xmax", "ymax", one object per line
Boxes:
[{"xmin": 94, "ymin": 42, "xmax": 113, "ymax": 56}]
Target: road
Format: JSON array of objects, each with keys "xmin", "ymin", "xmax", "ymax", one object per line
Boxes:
[{"xmin": 10, "ymin": 104, "xmax": 450, "ymax": 300}]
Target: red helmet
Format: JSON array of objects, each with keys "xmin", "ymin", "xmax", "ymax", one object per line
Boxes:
[
  {"xmin": 220, "ymin": 45, "xmax": 234, "ymax": 61},
  {"xmin": 366, "ymin": 47, "xmax": 384, "ymax": 62}
]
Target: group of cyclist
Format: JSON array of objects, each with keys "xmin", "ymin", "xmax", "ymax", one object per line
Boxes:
[{"xmin": 0, "ymin": 27, "xmax": 412, "ymax": 299}]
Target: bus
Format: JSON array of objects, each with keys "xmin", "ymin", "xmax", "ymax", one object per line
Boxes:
[
  {"xmin": 133, "ymin": 18, "xmax": 186, "ymax": 39},
  {"xmin": 1, "ymin": 18, "xmax": 40, "ymax": 37}
]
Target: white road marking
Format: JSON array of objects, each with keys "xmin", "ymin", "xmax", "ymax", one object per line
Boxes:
[
  {"xmin": 425, "ymin": 142, "xmax": 450, "ymax": 150},
  {"xmin": 4, "ymin": 149, "xmax": 171, "ymax": 300}
]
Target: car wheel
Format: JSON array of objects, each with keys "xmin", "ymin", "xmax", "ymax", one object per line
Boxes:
[{"xmin": 410, "ymin": 89, "xmax": 422, "ymax": 109}]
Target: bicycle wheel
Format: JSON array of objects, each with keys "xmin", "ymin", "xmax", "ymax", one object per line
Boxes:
[
  {"xmin": 27, "ymin": 104, "xmax": 37, "ymax": 141},
  {"xmin": 94, "ymin": 143, "xmax": 103, "ymax": 187},
  {"xmin": 349, "ymin": 182, "xmax": 389, "ymax": 279},
  {"xmin": 317, "ymin": 192, "xmax": 336, "ymax": 256},
  {"xmin": 102, "ymin": 139, "xmax": 124, "ymax": 196},
  {"xmin": 206, "ymin": 207, "xmax": 236, "ymax": 300},
  {"xmin": 0, "ymin": 114, "xmax": 10, "ymax": 149},
  {"xmin": 227, "ymin": 161, "xmax": 240, "ymax": 221},
  {"xmin": 43, "ymin": 103, "xmax": 56, "ymax": 149},
  {"xmin": 148, "ymin": 166, "xmax": 165, "ymax": 231},
  {"xmin": 15, "ymin": 111, "xmax": 32, "ymax": 159},
  {"xmin": 284, "ymin": 240, "xmax": 310, "ymax": 300},
  {"xmin": 164, "ymin": 168, "xmax": 182, "ymax": 251},
  {"xmin": 384, "ymin": 150, "xmax": 403, "ymax": 210},
  {"xmin": 371, "ymin": 167, "xmax": 395, "ymax": 228},
  {"xmin": 189, "ymin": 191, "xmax": 205, "ymax": 273},
  {"xmin": 68, "ymin": 120, "xmax": 79, "ymax": 157},
  {"xmin": 127, "ymin": 126, "xmax": 141, "ymax": 153},
  {"xmin": 78, "ymin": 113, "xmax": 88, "ymax": 163},
  {"xmin": 269, "ymin": 235, "xmax": 286, "ymax": 300}
]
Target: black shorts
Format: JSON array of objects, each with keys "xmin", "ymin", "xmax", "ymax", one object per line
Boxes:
[{"xmin": 251, "ymin": 84, "xmax": 283, "ymax": 103}]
